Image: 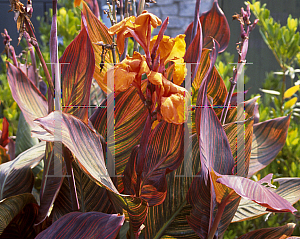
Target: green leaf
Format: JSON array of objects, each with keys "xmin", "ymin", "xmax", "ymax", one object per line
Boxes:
[
  {"xmin": 284, "ymin": 97, "xmax": 298, "ymax": 110},
  {"xmin": 0, "ymin": 193, "xmax": 37, "ymax": 235},
  {"xmin": 0, "ymin": 142, "xmax": 46, "ymax": 200},
  {"xmin": 15, "ymin": 112, "xmax": 38, "ymax": 157}
]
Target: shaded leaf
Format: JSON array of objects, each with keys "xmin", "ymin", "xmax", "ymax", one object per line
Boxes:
[
  {"xmin": 143, "ymin": 134, "xmax": 200, "ymax": 239},
  {"xmin": 0, "ymin": 142, "xmax": 46, "ymax": 200},
  {"xmin": 0, "ymin": 193, "xmax": 37, "ymax": 235},
  {"xmin": 249, "ymin": 115, "xmax": 290, "ymax": 177},
  {"xmin": 6, "ymin": 62, "xmax": 48, "ymax": 129},
  {"xmin": 14, "ymin": 112, "xmax": 38, "ymax": 157},
  {"xmin": 200, "ymin": 0, "xmax": 230, "ymax": 52},
  {"xmin": 233, "ymin": 177, "xmax": 300, "ymax": 222},
  {"xmin": 34, "ymin": 111, "xmax": 119, "ymax": 194},
  {"xmin": 35, "ymin": 211, "xmax": 125, "ymax": 239},
  {"xmin": 60, "ymin": 25, "xmax": 95, "ymax": 124},
  {"xmin": 1, "ymin": 202, "xmax": 38, "ymax": 239},
  {"xmin": 237, "ymin": 223, "xmax": 295, "ymax": 239},
  {"xmin": 35, "ymin": 142, "xmax": 66, "ymax": 226},
  {"xmin": 216, "ymin": 174, "xmax": 297, "ymax": 213},
  {"xmin": 51, "ymin": 161, "xmax": 116, "ymax": 222},
  {"xmin": 0, "ymin": 146, "xmax": 10, "ymax": 164},
  {"xmin": 82, "ymin": 1, "xmax": 117, "ymax": 94}
]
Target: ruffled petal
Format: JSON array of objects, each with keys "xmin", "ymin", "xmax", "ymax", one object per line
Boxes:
[
  {"xmin": 172, "ymin": 58, "xmax": 187, "ymax": 86},
  {"xmin": 161, "ymin": 93, "xmax": 187, "ymax": 124}
]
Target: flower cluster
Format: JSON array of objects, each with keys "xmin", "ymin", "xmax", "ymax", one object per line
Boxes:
[{"xmin": 105, "ymin": 11, "xmax": 189, "ymax": 124}]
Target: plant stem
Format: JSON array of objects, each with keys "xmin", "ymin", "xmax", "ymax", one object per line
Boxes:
[
  {"xmin": 280, "ymin": 65, "xmax": 286, "ymax": 115},
  {"xmin": 63, "ymin": 146, "xmax": 80, "ymax": 211},
  {"xmin": 207, "ymin": 194, "xmax": 231, "ymax": 239},
  {"xmin": 135, "ymin": 114, "xmax": 152, "ymax": 197},
  {"xmin": 24, "ymin": 20, "xmax": 54, "ymax": 99}
]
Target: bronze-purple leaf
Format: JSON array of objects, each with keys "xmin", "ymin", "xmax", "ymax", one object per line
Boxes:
[
  {"xmin": 200, "ymin": 0, "xmax": 230, "ymax": 52},
  {"xmin": 35, "ymin": 212, "xmax": 125, "ymax": 239}
]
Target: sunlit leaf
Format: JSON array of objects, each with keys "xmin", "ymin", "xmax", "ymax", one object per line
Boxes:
[
  {"xmin": 284, "ymin": 97, "xmax": 298, "ymax": 109},
  {"xmin": 35, "ymin": 212, "xmax": 125, "ymax": 239},
  {"xmin": 6, "ymin": 62, "xmax": 48, "ymax": 129},
  {"xmin": 259, "ymin": 88, "xmax": 280, "ymax": 95},
  {"xmin": 60, "ymin": 25, "xmax": 95, "ymax": 124},
  {"xmin": 90, "ymin": 83, "xmax": 148, "ymax": 191},
  {"xmin": 82, "ymin": 1, "xmax": 117, "ymax": 94},
  {"xmin": 249, "ymin": 115, "xmax": 290, "ymax": 177},
  {"xmin": 200, "ymin": 0, "xmax": 230, "ymax": 52},
  {"xmin": 216, "ymin": 174, "xmax": 297, "ymax": 213},
  {"xmin": 233, "ymin": 177, "xmax": 300, "ymax": 222},
  {"xmin": 33, "ymin": 111, "xmax": 119, "ymax": 195},
  {"xmin": 284, "ymin": 85, "xmax": 299, "ymax": 99}
]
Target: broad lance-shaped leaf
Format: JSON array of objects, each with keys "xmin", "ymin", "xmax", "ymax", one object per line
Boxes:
[
  {"xmin": 237, "ymin": 223, "xmax": 295, "ymax": 239},
  {"xmin": 33, "ymin": 111, "xmax": 119, "ymax": 195},
  {"xmin": 51, "ymin": 161, "xmax": 116, "ymax": 222},
  {"xmin": 0, "ymin": 193, "xmax": 37, "ymax": 236},
  {"xmin": 144, "ymin": 134, "xmax": 200, "ymax": 238},
  {"xmin": 6, "ymin": 62, "xmax": 48, "ymax": 129},
  {"xmin": 0, "ymin": 142, "xmax": 46, "ymax": 200},
  {"xmin": 200, "ymin": 0, "xmax": 230, "ymax": 52},
  {"xmin": 187, "ymin": 41, "xmax": 235, "ymax": 238},
  {"xmin": 35, "ymin": 212, "xmax": 125, "ymax": 239},
  {"xmin": 216, "ymin": 174, "xmax": 297, "ymax": 213},
  {"xmin": 82, "ymin": 1, "xmax": 118, "ymax": 94},
  {"xmin": 233, "ymin": 177, "xmax": 300, "ymax": 222},
  {"xmin": 184, "ymin": 18, "xmax": 203, "ymax": 82},
  {"xmin": 248, "ymin": 115, "xmax": 290, "ymax": 177},
  {"xmin": 60, "ymin": 23, "xmax": 95, "ymax": 124},
  {"xmin": 90, "ymin": 83, "xmax": 148, "ymax": 191},
  {"xmin": 123, "ymin": 122, "xmax": 184, "ymax": 207}
]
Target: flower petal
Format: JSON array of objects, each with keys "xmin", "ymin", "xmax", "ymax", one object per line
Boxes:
[
  {"xmin": 161, "ymin": 93, "xmax": 187, "ymax": 124},
  {"xmin": 172, "ymin": 58, "xmax": 187, "ymax": 86}
]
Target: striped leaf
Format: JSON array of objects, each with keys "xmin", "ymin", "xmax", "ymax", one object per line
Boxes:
[
  {"xmin": 216, "ymin": 174, "xmax": 297, "ymax": 213},
  {"xmin": 90, "ymin": 83, "xmax": 148, "ymax": 191},
  {"xmin": 35, "ymin": 142, "xmax": 66, "ymax": 225},
  {"xmin": 233, "ymin": 177, "xmax": 300, "ymax": 222},
  {"xmin": 51, "ymin": 161, "xmax": 116, "ymax": 222},
  {"xmin": 187, "ymin": 41, "xmax": 235, "ymax": 238},
  {"xmin": 184, "ymin": 19, "xmax": 203, "ymax": 81},
  {"xmin": 237, "ymin": 223, "xmax": 295, "ymax": 239},
  {"xmin": 6, "ymin": 62, "xmax": 48, "ymax": 129},
  {"xmin": 82, "ymin": 1, "xmax": 117, "ymax": 94},
  {"xmin": 34, "ymin": 111, "xmax": 119, "ymax": 195},
  {"xmin": 200, "ymin": 0, "xmax": 230, "ymax": 53},
  {"xmin": 0, "ymin": 142, "xmax": 46, "ymax": 200},
  {"xmin": 0, "ymin": 193, "xmax": 37, "ymax": 235},
  {"xmin": 123, "ymin": 122, "xmax": 184, "ymax": 207},
  {"xmin": 249, "ymin": 115, "xmax": 290, "ymax": 177},
  {"xmin": 35, "ymin": 211, "xmax": 125, "ymax": 239},
  {"xmin": 60, "ymin": 24, "xmax": 95, "ymax": 124},
  {"xmin": 144, "ymin": 134, "xmax": 200, "ymax": 238}
]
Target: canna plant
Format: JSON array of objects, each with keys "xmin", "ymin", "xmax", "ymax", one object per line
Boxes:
[{"xmin": 0, "ymin": 0, "xmax": 300, "ymax": 238}]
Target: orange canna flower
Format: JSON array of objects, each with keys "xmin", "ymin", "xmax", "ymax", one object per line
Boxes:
[
  {"xmin": 104, "ymin": 51, "xmax": 150, "ymax": 92},
  {"xmin": 108, "ymin": 10, "xmax": 162, "ymax": 55},
  {"xmin": 150, "ymin": 34, "xmax": 187, "ymax": 85}
]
